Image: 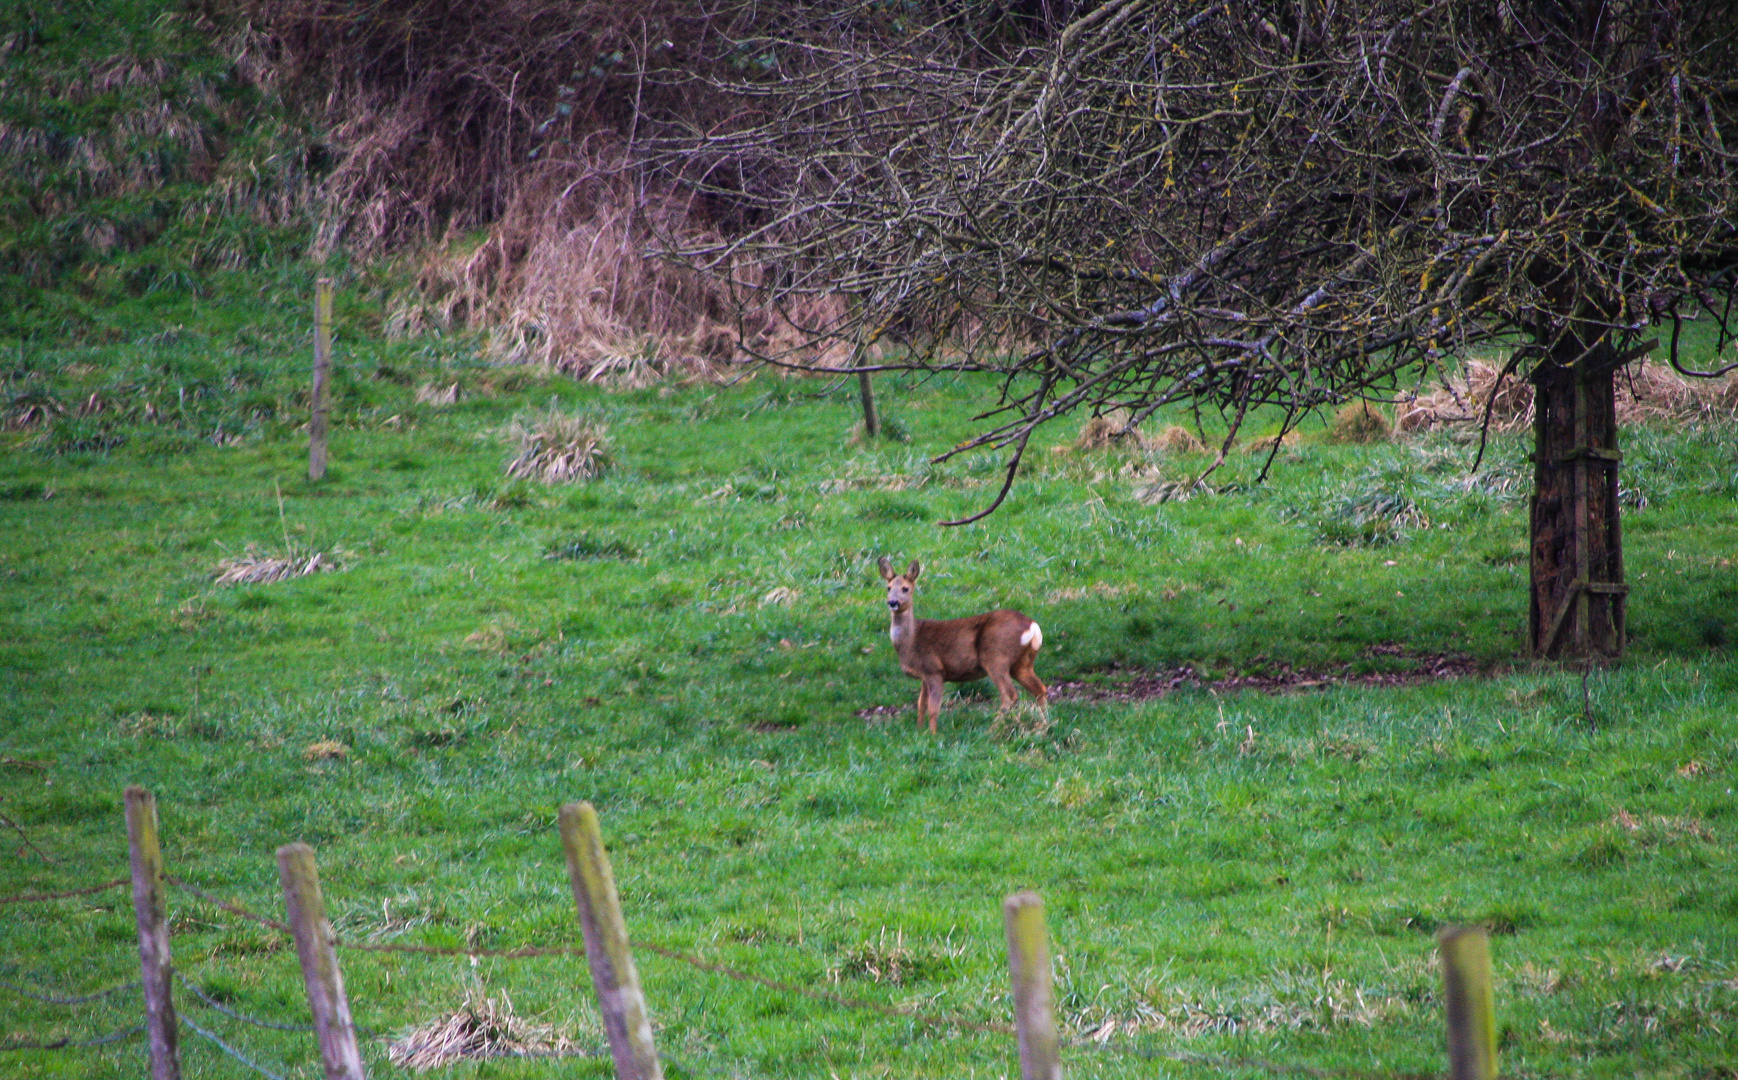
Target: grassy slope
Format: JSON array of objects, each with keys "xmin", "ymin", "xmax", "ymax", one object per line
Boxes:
[{"xmin": 2, "ymin": 306, "xmax": 1737, "ymax": 1079}]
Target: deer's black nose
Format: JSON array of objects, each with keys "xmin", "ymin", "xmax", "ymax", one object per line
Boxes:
[{"xmin": 887, "ymin": 599, "xmax": 900, "ymax": 609}]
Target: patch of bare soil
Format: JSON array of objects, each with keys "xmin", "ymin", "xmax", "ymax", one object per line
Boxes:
[
  {"xmin": 1054, "ymin": 647, "xmax": 1486, "ymax": 703},
  {"xmin": 853, "ymin": 649, "xmax": 1487, "ymax": 719}
]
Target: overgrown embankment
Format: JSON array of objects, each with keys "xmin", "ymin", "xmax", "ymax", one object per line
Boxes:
[
  {"xmin": 3, "ymin": 0, "xmax": 842, "ymax": 368},
  {"xmin": 0, "ymin": 0, "xmax": 322, "ymax": 336}
]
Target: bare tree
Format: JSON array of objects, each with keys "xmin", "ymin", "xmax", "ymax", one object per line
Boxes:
[{"xmin": 658, "ymin": 0, "xmax": 1738, "ymax": 662}]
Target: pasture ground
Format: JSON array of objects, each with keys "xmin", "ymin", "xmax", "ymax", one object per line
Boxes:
[{"xmin": 2, "ymin": 290, "xmax": 1737, "ymax": 1078}]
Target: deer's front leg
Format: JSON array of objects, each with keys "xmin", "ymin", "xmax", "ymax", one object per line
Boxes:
[{"xmin": 922, "ymin": 674, "xmax": 945, "ymax": 734}]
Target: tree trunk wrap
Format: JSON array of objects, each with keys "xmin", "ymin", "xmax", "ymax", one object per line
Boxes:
[{"xmin": 1528, "ymin": 333, "xmax": 1627, "ymax": 660}]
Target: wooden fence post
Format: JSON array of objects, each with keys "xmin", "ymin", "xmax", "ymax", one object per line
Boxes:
[
  {"xmin": 1439, "ymin": 926, "xmax": 1497, "ymax": 1080},
  {"xmin": 125, "ymin": 786, "xmax": 180, "ymax": 1080},
  {"xmin": 309, "ymin": 278, "xmax": 332, "ymax": 481},
  {"xmin": 559, "ymin": 802, "xmax": 662, "ymax": 1080},
  {"xmin": 277, "ymin": 842, "xmax": 366, "ymax": 1080},
  {"xmin": 1004, "ymin": 890, "xmax": 1062, "ymax": 1080},
  {"xmin": 858, "ymin": 368, "xmax": 880, "ymax": 438}
]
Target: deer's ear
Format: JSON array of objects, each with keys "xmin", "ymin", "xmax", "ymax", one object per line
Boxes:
[
  {"xmin": 906, "ymin": 560, "xmax": 921, "ymax": 582},
  {"xmin": 877, "ymin": 556, "xmax": 895, "ymax": 581}
]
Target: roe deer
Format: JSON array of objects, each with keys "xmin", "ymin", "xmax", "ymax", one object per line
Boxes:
[{"xmin": 878, "ymin": 556, "xmax": 1047, "ymax": 733}]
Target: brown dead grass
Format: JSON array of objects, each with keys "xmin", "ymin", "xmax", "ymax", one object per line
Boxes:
[
  {"xmin": 1241, "ymin": 431, "xmax": 1301, "ymax": 455},
  {"xmin": 213, "ymin": 545, "xmax": 345, "ymax": 585},
  {"xmin": 1327, "ymin": 403, "xmax": 1394, "ymax": 444},
  {"xmin": 239, "ymin": 0, "xmax": 844, "ymax": 377},
  {"xmin": 1068, "ymin": 410, "xmax": 1146, "ymax": 452},
  {"xmin": 503, "ymin": 409, "xmax": 612, "ymax": 483},
  {"xmin": 1152, "ymin": 424, "xmax": 1208, "ymax": 454},
  {"xmin": 387, "ymin": 991, "xmax": 582, "ymax": 1072},
  {"xmin": 412, "ymin": 381, "xmax": 462, "ymax": 406},
  {"xmin": 1401, "ymin": 358, "xmax": 1738, "ymax": 433}
]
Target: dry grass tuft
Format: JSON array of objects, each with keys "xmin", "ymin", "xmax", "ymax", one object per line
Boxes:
[
  {"xmin": 303, "ymin": 740, "xmax": 349, "ymax": 762},
  {"xmin": 1327, "ymin": 403, "xmax": 1393, "ymax": 445},
  {"xmin": 1151, "ymin": 425, "xmax": 1208, "ymax": 454},
  {"xmin": 214, "ymin": 545, "xmax": 345, "ymax": 585},
  {"xmin": 413, "ymin": 381, "xmax": 462, "ymax": 406},
  {"xmin": 829, "ymin": 928, "xmax": 921, "ymax": 985},
  {"xmin": 503, "ymin": 409, "xmax": 612, "ymax": 483},
  {"xmin": 1068, "ymin": 410, "xmax": 1147, "ymax": 452},
  {"xmin": 988, "ymin": 704, "xmax": 1055, "ymax": 741},
  {"xmin": 387, "ymin": 991, "xmax": 582, "ymax": 1072},
  {"xmin": 1241, "ymin": 431, "xmax": 1301, "ymax": 455},
  {"xmin": 1401, "ymin": 358, "xmax": 1738, "ymax": 433}
]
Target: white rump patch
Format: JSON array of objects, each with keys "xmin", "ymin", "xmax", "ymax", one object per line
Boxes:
[{"xmin": 1020, "ymin": 621, "xmax": 1043, "ymax": 650}]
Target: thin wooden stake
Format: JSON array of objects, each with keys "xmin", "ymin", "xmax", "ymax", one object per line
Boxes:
[
  {"xmin": 125, "ymin": 786, "xmax": 180, "ymax": 1080},
  {"xmin": 1004, "ymin": 890, "xmax": 1062, "ymax": 1080},
  {"xmin": 559, "ymin": 802, "xmax": 662, "ymax": 1080},
  {"xmin": 858, "ymin": 368, "xmax": 880, "ymax": 438},
  {"xmin": 309, "ymin": 278, "xmax": 332, "ymax": 481},
  {"xmin": 277, "ymin": 842, "xmax": 366, "ymax": 1080},
  {"xmin": 1439, "ymin": 926, "xmax": 1498, "ymax": 1080}
]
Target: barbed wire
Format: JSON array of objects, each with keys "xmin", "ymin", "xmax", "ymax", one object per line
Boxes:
[
  {"xmin": 1063, "ymin": 1035, "xmax": 1379, "ymax": 1079},
  {"xmin": 165, "ymin": 877, "xmax": 292, "ymax": 932},
  {"xmin": 157, "ymin": 878, "xmax": 1440, "ymax": 1078},
  {"xmin": 634, "ymin": 940, "xmax": 1017, "ymax": 1038},
  {"xmin": 0, "ymin": 879, "xmax": 127, "ymax": 905},
  {"xmin": 181, "ymin": 1013, "xmax": 291, "ymax": 1080},
  {"xmin": 165, "ymin": 879, "xmax": 1016, "ymax": 1038},
  {"xmin": 172, "ymin": 971, "xmax": 316, "ymax": 1033},
  {"xmin": 0, "ymin": 1023, "xmax": 146, "ymax": 1051},
  {"xmin": 0, "ymin": 976, "xmax": 141, "ymax": 1006}
]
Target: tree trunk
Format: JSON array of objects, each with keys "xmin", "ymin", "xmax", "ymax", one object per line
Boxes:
[{"xmin": 1527, "ymin": 332, "xmax": 1628, "ymax": 661}]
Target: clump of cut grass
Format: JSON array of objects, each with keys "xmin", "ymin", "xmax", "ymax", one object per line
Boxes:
[
  {"xmin": 213, "ymin": 544, "xmax": 345, "ymax": 585},
  {"xmin": 1068, "ymin": 410, "xmax": 1147, "ymax": 452},
  {"xmin": 214, "ymin": 546, "xmax": 342, "ymax": 584},
  {"xmin": 1152, "ymin": 424, "xmax": 1208, "ymax": 454},
  {"xmin": 302, "ymin": 740, "xmax": 348, "ymax": 762},
  {"xmin": 1327, "ymin": 403, "xmax": 1394, "ymax": 445},
  {"xmin": 1136, "ymin": 476, "xmax": 1209, "ymax": 504},
  {"xmin": 387, "ymin": 990, "xmax": 582, "ymax": 1072},
  {"xmin": 413, "ymin": 381, "xmax": 461, "ymax": 406},
  {"xmin": 503, "ymin": 409, "xmax": 612, "ymax": 483},
  {"xmin": 829, "ymin": 928, "xmax": 921, "ymax": 985},
  {"xmin": 1242, "ymin": 431, "xmax": 1301, "ymax": 455}
]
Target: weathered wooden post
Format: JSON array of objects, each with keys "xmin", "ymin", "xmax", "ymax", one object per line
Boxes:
[
  {"xmin": 559, "ymin": 802, "xmax": 662, "ymax": 1080},
  {"xmin": 1003, "ymin": 890, "xmax": 1062, "ymax": 1080},
  {"xmin": 277, "ymin": 842, "xmax": 366, "ymax": 1080},
  {"xmin": 309, "ymin": 277, "xmax": 333, "ymax": 481},
  {"xmin": 1439, "ymin": 926, "xmax": 1498, "ymax": 1080},
  {"xmin": 125, "ymin": 786, "xmax": 181, "ymax": 1080},
  {"xmin": 858, "ymin": 369, "xmax": 880, "ymax": 438}
]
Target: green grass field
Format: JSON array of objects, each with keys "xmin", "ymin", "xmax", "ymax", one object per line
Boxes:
[{"xmin": 2, "ymin": 300, "xmax": 1737, "ymax": 1079}]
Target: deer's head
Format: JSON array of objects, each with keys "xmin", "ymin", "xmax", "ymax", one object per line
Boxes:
[{"xmin": 877, "ymin": 556, "xmax": 921, "ymax": 614}]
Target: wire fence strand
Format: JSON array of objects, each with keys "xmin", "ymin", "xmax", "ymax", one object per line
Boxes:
[
  {"xmin": 160, "ymin": 876, "xmax": 1412, "ymax": 1078},
  {"xmin": 0, "ymin": 976, "xmax": 141, "ymax": 1006},
  {"xmin": 165, "ymin": 878, "xmax": 292, "ymax": 933},
  {"xmin": 0, "ymin": 1023, "xmax": 146, "ymax": 1051},
  {"xmin": 0, "ymin": 879, "xmax": 128, "ymax": 906},
  {"xmin": 181, "ymin": 1013, "xmax": 291, "ymax": 1080},
  {"xmin": 164, "ymin": 879, "xmax": 1016, "ymax": 1038},
  {"xmin": 172, "ymin": 971, "xmax": 316, "ymax": 1033}
]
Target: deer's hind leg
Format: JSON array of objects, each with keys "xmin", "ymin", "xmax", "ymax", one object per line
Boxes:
[
  {"xmin": 1012, "ymin": 650, "xmax": 1048, "ymax": 710},
  {"xmin": 986, "ymin": 664, "xmax": 1021, "ymax": 713}
]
